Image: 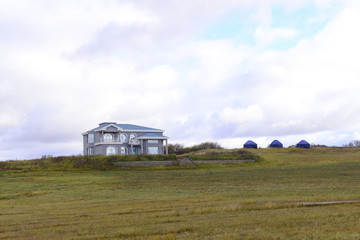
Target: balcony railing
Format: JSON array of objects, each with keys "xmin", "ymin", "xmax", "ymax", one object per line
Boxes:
[
  {"xmin": 129, "ymin": 140, "xmax": 140, "ymax": 145},
  {"xmin": 95, "ymin": 138, "xmax": 140, "ymax": 145}
]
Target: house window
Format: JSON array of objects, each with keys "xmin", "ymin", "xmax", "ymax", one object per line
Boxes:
[
  {"xmin": 148, "ymin": 147, "xmax": 159, "ymax": 155},
  {"xmin": 129, "ymin": 133, "xmax": 136, "ymax": 142},
  {"xmin": 120, "ymin": 146, "xmax": 127, "ymax": 155},
  {"xmin": 130, "ymin": 148, "xmax": 136, "ymax": 155},
  {"xmin": 106, "ymin": 146, "xmax": 117, "ymax": 155},
  {"xmin": 104, "ymin": 133, "xmax": 113, "ymax": 142},
  {"xmin": 87, "ymin": 147, "xmax": 94, "ymax": 155},
  {"xmin": 148, "ymin": 140, "xmax": 158, "ymax": 144},
  {"xmin": 88, "ymin": 134, "xmax": 94, "ymax": 143},
  {"xmin": 120, "ymin": 133, "xmax": 127, "ymax": 143}
]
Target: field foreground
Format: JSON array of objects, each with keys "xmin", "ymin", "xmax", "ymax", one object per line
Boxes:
[{"xmin": 1, "ymin": 148, "xmax": 360, "ymax": 239}]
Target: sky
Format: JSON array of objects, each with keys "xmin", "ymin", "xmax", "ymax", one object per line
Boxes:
[{"xmin": 1, "ymin": 0, "xmax": 360, "ymax": 160}]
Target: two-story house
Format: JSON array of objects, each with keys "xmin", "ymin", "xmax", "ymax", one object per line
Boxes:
[{"xmin": 82, "ymin": 122, "xmax": 169, "ymax": 156}]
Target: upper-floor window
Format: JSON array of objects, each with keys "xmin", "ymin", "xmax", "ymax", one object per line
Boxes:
[
  {"xmin": 120, "ymin": 133, "xmax": 127, "ymax": 143},
  {"xmin": 104, "ymin": 133, "xmax": 113, "ymax": 142},
  {"xmin": 148, "ymin": 140, "xmax": 158, "ymax": 144},
  {"xmin": 88, "ymin": 133, "xmax": 94, "ymax": 143},
  {"xmin": 129, "ymin": 133, "xmax": 137, "ymax": 142}
]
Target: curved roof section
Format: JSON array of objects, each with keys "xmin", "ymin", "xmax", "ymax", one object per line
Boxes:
[
  {"xmin": 296, "ymin": 140, "xmax": 310, "ymax": 148},
  {"xmin": 244, "ymin": 140, "xmax": 257, "ymax": 149},
  {"xmin": 297, "ymin": 140, "xmax": 310, "ymax": 145},
  {"xmin": 244, "ymin": 140, "xmax": 257, "ymax": 145},
  {"xmin": 270, "ymin": 140, "xmax": 283, "ymax": 148}
]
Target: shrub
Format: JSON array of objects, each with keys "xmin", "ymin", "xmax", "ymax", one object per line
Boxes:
[
  {"xmin": 169, "ymin": 142, "xmax": 223, "ymax": 155},
  {"xmin": 0, "ymin": 154, "xmax": 177, "ymax": 171},
  {"xmin": 343, "ymin": 140, "xmax": 360, "ymax": 148}
]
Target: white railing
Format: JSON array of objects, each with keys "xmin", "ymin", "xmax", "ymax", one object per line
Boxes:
[
  {"xmin": 95, "ymin": 138, "xmax": 140, "ymax": 145},
  {"xmin": 129, "ymin": 140, "xmax": 140, "ymax": 145},
  {"xmin": 100, "ymin": 138, "xmax": 119, "ymax": 142}
]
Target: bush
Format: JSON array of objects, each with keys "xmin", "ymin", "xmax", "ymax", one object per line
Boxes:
[
  {"xmin": 343, "ymin": 140, "xmax": 360, "ymax": 148},
  {"xmin": 0, "ymin": 154, "xmax": 177, "ymax": 171},
  {"xmin": 169, "ymin": 142, "xmax": 223, "ymax": 155}
]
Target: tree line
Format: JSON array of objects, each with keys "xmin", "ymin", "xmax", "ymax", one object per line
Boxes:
[
  {"xmin": 168, "ymin": 140, "xmax": 360, "ymax": 153},
  {"xmin": 343, "ymin": 140, "xmax": 360, "ymax": 148}
]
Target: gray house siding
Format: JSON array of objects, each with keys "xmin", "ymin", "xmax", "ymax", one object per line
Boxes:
[{"xmin": 82, "ymin": 122, "xmax": 169, "ymax": 156}]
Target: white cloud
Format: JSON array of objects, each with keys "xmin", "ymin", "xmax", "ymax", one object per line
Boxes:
[
  {"xmin": 0, "ymin": 106, "xmax": 24, "ymax": 128},
  {"xmin": 1, "ymin": 0, "xmax": 359, "ymax": 160},
  {"xmin": 219, "ymin": 105, "xmax": 264, "ymax": 125},
  {"xmin": 254, "ymin": 26, "xmax": 299, "ymax": 45}
]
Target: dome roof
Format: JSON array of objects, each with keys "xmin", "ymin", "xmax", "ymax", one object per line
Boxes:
[
  {"xmin": 244, "ymin": 140, "xmax": 258, "ymax": 149},
  {"xmin": 296, "ymin": 140, "xmax": 310, "ymax": 148},
  {"xmin": 269, "ymin": 140, "xmax": 283, "ymax": 148}
]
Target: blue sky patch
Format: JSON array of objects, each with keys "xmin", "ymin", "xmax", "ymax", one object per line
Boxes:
[{"xmin": 201, "ymin": 2, "xmax": 344, "ymax": 51}]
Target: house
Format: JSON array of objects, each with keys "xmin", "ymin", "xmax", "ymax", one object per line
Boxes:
[
  {"xmin": 82, "ymin": 122, "xmax": 169, "ymax": 156},
  {"xmin": 244, "ymin": 140, "xmax": 257, "ymax": 149},
  {"xmin": 269, "ymin": 140, "xmax": 283, "ymax": 148},
  {"xmin": 296, "ymin": 140, "xmax": 310, "ymax": 149}
]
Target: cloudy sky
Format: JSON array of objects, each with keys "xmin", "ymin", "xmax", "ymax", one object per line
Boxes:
[{"xmin": 1, "ymin": 0, "xmax": 360, "ymax": 160}]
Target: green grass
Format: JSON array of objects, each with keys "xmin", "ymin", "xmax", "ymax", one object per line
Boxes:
[
  {"xmin": 182, "ymin": 149, "xmax": 258, "ymax": 161},
  {"xmin": 0, "ymin": 154, "xmax": 178, "ymax": 171},
  {"xmin": 1, "ymin": 148, "xmax": 360, "ymax": 239}
]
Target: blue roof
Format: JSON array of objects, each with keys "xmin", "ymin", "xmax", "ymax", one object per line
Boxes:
[
  {"xmin": 296, "ymin": 140, "xmax": 310, "ymax": 148},
  {"xmin": 270, "ymin": 140, "xmax": 283, "ymax": 148},
  {"xmin": 244, "ymin": 140, "xmax": 257, "ymax": 149},
  {"xmin": 244, "ymin": 140, "xmax": 257, "ymax": 145},
  {"xmin": 297, "ymin": 140, "xmax": 310, "ymax": 145},
  {"xmin": 90, "ymin": 122, "xmax": 163, "ymax": 132},
  {"xmin": 137, "ymin": 132, "xmax": 168, "ymax": 139}
]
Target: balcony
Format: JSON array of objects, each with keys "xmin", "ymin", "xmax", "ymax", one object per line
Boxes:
[{"xmin": 94, "ymin": 138, "xmax": 141, "ymax": 145}]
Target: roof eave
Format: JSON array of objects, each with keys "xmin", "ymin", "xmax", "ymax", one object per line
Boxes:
[
  {"xmin": 122, "ymin": 129, "xmax": 164, "ymax": 132},
  {"xmin": 137, "ymin": 136, "xmax": 169, "ymax": 140}
]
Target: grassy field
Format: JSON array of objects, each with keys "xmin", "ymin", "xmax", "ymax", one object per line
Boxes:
[{"xmin": 1, "ymin": 148, "xmax": 360, "ymax": 239}]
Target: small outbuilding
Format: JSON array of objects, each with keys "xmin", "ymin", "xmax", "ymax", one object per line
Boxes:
[
  {"xmin": 269, "ymin": 140, "xmax": 283, "ymax": 148},
  {"xmin": 244, "ymin": 140, "xmax": 258, "ymax": 149},
  {"xmin": 296, "ymin": 140, "xmax": 310, "ymax": 149}
]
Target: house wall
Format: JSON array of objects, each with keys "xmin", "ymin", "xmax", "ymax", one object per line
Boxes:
[
  {"xmin": 83, "ymin": 135, "xmax": 87, "ymax": 155},
  {"xmin": 106, "ymin": 126, "xmax": 118, "ymax": 132},
  {"xmin": 92, "ymin": 141, "xmax": 164, "ymax": 155},
  {"xmin": 83, "ymin": 133, "xmax": 95, "ymax": 155},
  {"xmin": 94, "ymin": 132, "xmax": 101, "ymax": 142}
]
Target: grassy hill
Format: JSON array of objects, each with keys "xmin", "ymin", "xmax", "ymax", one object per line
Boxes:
[
  {"xmin": 0, "ymin": 150, "xmax": 258, "ymax": 170},
  {"xmin": 1, "ymin": 148, "xmax": 360, "ymax": 239}
]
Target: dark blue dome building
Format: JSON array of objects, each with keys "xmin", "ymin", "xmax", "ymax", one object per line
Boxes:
[
  {"xmin": 269, "ymin": 140, "xmax": 283, "ymax": 148},
  {"xmin": 244, "ymin": 140, "xmax": 258, "ymax": 149},
  {"xmin": 296, "ymin": 140, "xmax": 310, "ymax": 149}
]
